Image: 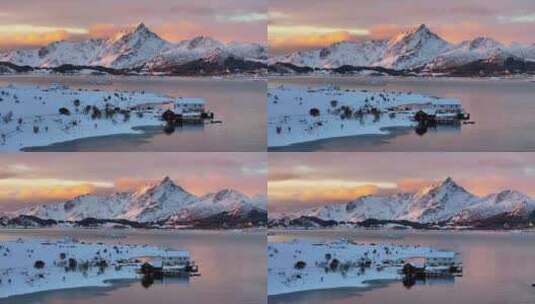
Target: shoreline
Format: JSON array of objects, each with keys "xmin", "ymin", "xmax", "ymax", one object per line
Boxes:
[
  {"xmin": 268, "ymin": 74, "xmax": 535, "ymax": 83},
  {"xmin": 268, "ymin": 126, "xmax": 413, "ymax": 151},
  {"xmin": 22, "ymin": 123, "xmax": 214, "ymax": 152},
  {"xmin": 21, "ymin": 125, "xmax": 156, "ymax": 152},
  {"xmin": 1, "ymin": 277, "xmax": 138, "ymax": 300},
  {"xmin": 268, "ymin": 278, "xmax": 396, "ymax": 297}
]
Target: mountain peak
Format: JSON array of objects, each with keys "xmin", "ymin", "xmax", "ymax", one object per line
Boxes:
[
  {"xmin": 399, "ymin": 24, "xmax": 432, "ymax": 37},
  {"xmin": 213, "ymin": 188, "xmax": 246, "ymax": 202},
  {"xmin": 156, "ymin": 176, "xmax": 180, "ymax": 188},
  {"xmin": 441, "ymin": 176, "xmax": 455, "ymax": 185},
  {"xmin": 416, "ymin": 24, "xmax": 429, "ymax": 31},
  {"xmin": 112, "ymin": 22, "xmax": 155, "ymax": 41},
  {"xmin": 135, "ymin": 22, "xmax": 148, "ymax": 31},
  {"xmin": 415, "ymin": 177, "xmax": 463, "ymax": 198},
  {"xmin": 133, "ymin": 176, "xmax": 186, "ymax": 197},
  {"xmin": 188, "ymin": 36, "xmax": 223, "ymax": 49},
  {"xmin": 434, "ymin": 176, "xmax": 463, "ymax": 190}
]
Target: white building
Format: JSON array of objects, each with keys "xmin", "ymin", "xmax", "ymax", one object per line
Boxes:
[
  {"xmin": 425, "ymin": 252, "xmax": 459, "ymax": 267},
  {"xmin": 162, "ymin": 250, "xmax": 191, "ymax": 267},
  {"xmin": 174, "ymin": 98, "xmax": 205, "ymax": 114}
]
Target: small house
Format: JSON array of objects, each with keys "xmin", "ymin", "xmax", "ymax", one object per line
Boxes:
[
  {"xmin": 425, "ymin": 252, "xmax": 459, "ymax": 267},
  {"xmin": 173, "ymin": 98, "xmax": 205, "ymax": 114}
]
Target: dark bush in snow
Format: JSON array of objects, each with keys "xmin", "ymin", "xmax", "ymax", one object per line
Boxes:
[
  {"xmin": 58, "ymin": 107, "xmax": 71, "ymax": 115},
  {"xmin": 309, "ymin": 108, "xmax": 320, "ymax": 117},
  {"xmin": 294, "ymin": 261, "xmax": 306, "ymax": 270},
  {"xmin": 329, "ymin": 258, "xmax": 339, "ymax": 271},
  {"xmin": 34, "ymin": 260, "xmax": 45, "ymax": 269}
]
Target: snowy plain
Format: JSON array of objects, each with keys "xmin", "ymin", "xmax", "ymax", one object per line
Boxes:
[
  {"xmin": 0, "ymin": 84, "xmax": 204, "ymax": 151},
  {"xmin": 267, "ymin": 239, "xmax": 457, "ymax": 296},
  {"xmin": 0, "ymin": 238, "xmax": 188, "ymax": 299},
  {"xmin": 267, "ymin": 84, "xmax": 461, "ymax": 147}
]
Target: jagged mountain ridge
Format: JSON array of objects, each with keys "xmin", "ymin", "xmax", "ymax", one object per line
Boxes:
[
  {"xmin": 9, "ymin": 176, "xmax": 267, "ymax": 225},
  {"xmin": 0, "ymin": 23, "xmax": 266, "ymax": 69},
  {"xmin": 273, "ymin": 24, "xmax": 535, "ymax": 71},
  {"xmin": 272, "ymin": 177, "xmax": 535, "ymax": 226}
]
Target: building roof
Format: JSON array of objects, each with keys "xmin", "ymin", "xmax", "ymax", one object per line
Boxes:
[
  {"xmin": 164, "ymin": 249, "xmax": 190, "ymax": 258},
  {"xmin": 175, "ymin": 98, "xmax": 205, "ymax": 105}
]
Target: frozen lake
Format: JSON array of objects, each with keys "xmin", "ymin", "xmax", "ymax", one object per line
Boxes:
[
  {"xmin": 0, "ymin": 229, "xmax": 266, "ymax": 304},
  {"xmin": 269, "ymin": 77, "xmax": 535, "ymax": 151},
  {"xmin": 268, "ymin": 230, "xmax": 535, "ymax": 304}
]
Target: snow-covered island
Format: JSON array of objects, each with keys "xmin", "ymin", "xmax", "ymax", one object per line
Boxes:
[
  {"xmin": 268, "ymin": 239, "xmax": 462, "ymax": 296},
  {"xmin": 0, "ymin": 84, "xmax": 211, "ymax": 151},
  {"xmin": 268, "ymin": 85, "xmax": 469, "ymax": 148},
  {"xmin": 0, "ymin": 238, "xmax": 194, "ymax": 299}
]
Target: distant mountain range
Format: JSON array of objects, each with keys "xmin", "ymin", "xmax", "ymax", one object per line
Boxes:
[
  {"xmin": 269, "ymin": 24, "xmax": 535, "ymax": 77},
  {"xmin": 1, "ymin": 177, "xmax": 267, "ymax": 229},
  {"xmin": 3, "ymin": 23, "xmax": 534, "ymax": 77},
  {"xmin": 270, "ymin": 177, "xmax": 535, "ymax": 230},
  {"xmin": 0, "ymin": 23, "xmax": 267, "ymax": 76}
]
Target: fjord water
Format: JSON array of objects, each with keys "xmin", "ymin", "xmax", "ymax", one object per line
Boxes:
[
  {"xmin": 269, "ymin": 77, "xmax": 535, "ymax": 151},
  {"xmin": 269, "ymin": 230, "xmax": 535, "ymax": 304},
  {"xmin": 0, "ymin": 229, "xmax": 266, "ymax": 304},
  {"xmin": 0, "ymin": 75, "xmax": 266, "ymax": 151}
]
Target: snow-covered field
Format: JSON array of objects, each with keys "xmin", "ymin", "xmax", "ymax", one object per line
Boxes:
[
  {"xmin": 268, "ymin": 85, "xmax": 462, "ymax": 147},
  {"xmin": 0, "ymin": 238, "xmax": 188, "ymax": 298},
  {"xmin": 0, "ymin": 84, "xmax": 203, "ymax": 151},
  {"xmin": 268, "ymin": 239, "xmax": 457, "ymax": 296}
]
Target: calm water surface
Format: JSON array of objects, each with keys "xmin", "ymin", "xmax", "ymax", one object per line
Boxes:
[
  {"xmin": 269, "ymin": 230, "xmax": 535, "ymax": 304},
  {"xmin": 0, "ymin": 75, "xmax": 266, "ymax": 151},
  {"xmin": 269, "ymin": 77, "xmax": 535, "ymax": 151},
  {"xmin": 0, "ymin": 229, "xmax": 266, "ymax": 304}
]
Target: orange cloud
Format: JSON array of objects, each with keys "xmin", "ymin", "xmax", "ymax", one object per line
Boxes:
[
  {"xmin": 459, "ymin": 175, "xmax": 529, "ymax": 197},
  {"xmin": 301, "ymin": 184, "xmax": 380, "ymax": 202},
  {"xmin": 13, "ymin": 183, "xmax": 96, "ymax": 203},
  {"xmin": 269, "ymin": 31, "xmax": 358, "ymax": 54},
  {"xmin": 0, "ymin": 30, "xmax": 72, "ymax": 49},
  {"xmin": 154, "ymin": 21, "xmax": 202, "ymax": 42},
  {"xmin": 369, "ymin": 24, "xmax": 410, "ymax": 39},
  {"xmin": 88, "ymin": 23, "xmax": 127, "ymax": 39},
  {"xmin": 269, "ymin": 181, "xmax": 383, "ymax": 208},
  {"xmin": 434, "ymin": 21, "xmax": 489, "ymax": 43},
  {"xmin": 397, "ymin": 178, "xmax": 434, "ymax": 193},
  {"xmin": 114, "ymin": 177, "xmax": 153, "ymax": 192}
]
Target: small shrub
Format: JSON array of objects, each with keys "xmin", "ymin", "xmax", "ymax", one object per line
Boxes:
[
  {"xmin": 294, "ymin": 261, "xmax": 306, "ymax": 270},
  {"xmin": 59, "ymin": 107, "xmax": 71, "ymax": 116},
  {"xmin": 329, "ymin": 258, "xmax": 339, "ymax": 271},
  {"xmin": 34, "ymin": 260, "xmax": 45, "ymax": 269}
]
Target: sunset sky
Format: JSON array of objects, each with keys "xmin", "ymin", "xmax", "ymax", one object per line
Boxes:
[
  {"xmin": 269, "ymin": 0, "xmax": 535, "ymax": 54},
  {"xmin": 0, "ymin": 153, "xmax": 267, "ymax": 211},
  {"xmin": 269, "ymin": 153, "xmax": 535, "ymax": 212},
  {"xmin": 0, "ymin": 0, "xmax": 266, "ymax": 50}
]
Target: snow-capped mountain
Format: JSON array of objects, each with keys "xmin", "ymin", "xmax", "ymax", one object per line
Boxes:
[
  {"xmin": 451, "ymin": 190, "xmax": 535, "ymax": 223},
  {"xmin": 0, "ymin": 23, "xmax": 266, "ymax": 69},
  {"xmin": 10, "ymin": 177, "xmax": 266, "ymax": 226},
  {"xmin": 275, "ymin": 40, "xmax": 387, "ymax": 69},
  {"xmin": 273, "ymin": 24, "xmax": 535, "ymax": 71},
  {"xmin": 426, "ymin": 37, "xmax": 508, "ymax": 69},
  {"xmin": 168, "ymin": 188, "xmax": 267, "ymax": 222},
  {"xmin": 272, "ymin": 177, "xmax": 535, "ymax": 226},
  {"xmin": 378, "ymin": 24, "xmax": 451, "ymax": 69}
]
